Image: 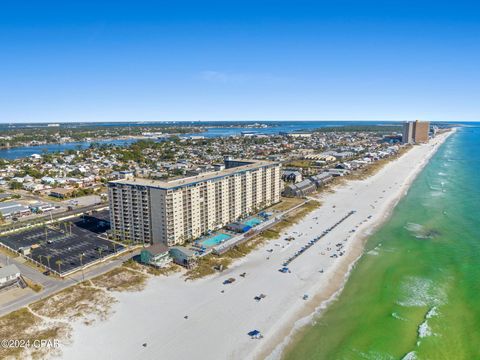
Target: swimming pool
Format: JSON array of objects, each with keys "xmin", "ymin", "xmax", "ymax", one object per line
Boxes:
[
  {"xmin": 243, "ymin": 217, "xmax": 263, "ymax": 227},
  {"xmin": 199, "ymin": 233, "xmax": 231, "ymax": 247}
]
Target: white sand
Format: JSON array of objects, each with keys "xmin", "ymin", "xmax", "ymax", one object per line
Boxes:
[{"xmin": 60, "ymin": 131, "xmax": 453, "ymax": 360}]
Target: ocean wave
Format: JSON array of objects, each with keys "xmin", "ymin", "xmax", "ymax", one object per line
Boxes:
[
  {"xmin": 404, "ymin": 223, "xmax": 440, "ymax": 239},
  {"xmin": 367, "ymin": 244, "xmax": 382, "ymax": 256},
  {"xmin": 404, "ymin": 223, "xmax": 430, "ymax": 238},
  {"xmin": 397, "ymin": 277, "xmax": 446, "ymax": 307},
  {"xmin": 401, "ymin": 351, "xmax": 417, "ymax": 360},
  {"xmin": 354, "ymin": 350, "xmax": 396, "ymax": 360},
  {"xmin": 391, "ymin": 312, "xmax": 407, "ymax": 321},
  {"xmin": 405, "ymin": 222, "xmax": 424, "ymax": 233},
  {"xmin": 426, "ymin": 306, "xmax": 438, "ymax": 318},
  {"xmin": 416, "ymin": 306, "xmax": 439, "ymax": 348},
  {"xmin": 418, "ymin": 320, "xmax": 432, "ymax": 338},
  {"xmin": 438, "ymin": 171, "xmax": 447, "ymax": 176}
]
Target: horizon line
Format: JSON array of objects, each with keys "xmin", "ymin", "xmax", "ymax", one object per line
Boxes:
[{"xmin": 0, "ymin": 119, "xmax": 476, "ymax": 125}]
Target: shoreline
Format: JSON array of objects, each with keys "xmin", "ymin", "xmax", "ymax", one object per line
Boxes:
[
  {"xmin": 58, "ymin": 130, "xmax": 455, "ymax": 360},
  {"xmin": 260, "ymin": 129, "xmax": 456, "ymax": 360}
]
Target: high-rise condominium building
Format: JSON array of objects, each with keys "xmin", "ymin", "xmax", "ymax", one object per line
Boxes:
[
  {"xmin": 413, "ymin": 120, "xmax": 430, "ymax": 143},
  {"xmin": 108, "ymin": 159, "xmax": 282, "ymax": 246},
  {"xmin": 402, "ymin": 120, "xmax": 430, "ymax": 144},
  {"xmin": 402, "ymin": 121, "xmax": 414, "ymax": 144}
]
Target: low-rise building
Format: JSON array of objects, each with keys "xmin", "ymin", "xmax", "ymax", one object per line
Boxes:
[
  {"xmin": 282, "ymin": 179, "xmax": 316, "ymax": 197},
  {"xmin": 169, "ymin": 246, "xmax": 197, "ymax": 268},
  {"xmin": 0, "ymin": 264, "xmax": 21, "ymax": 288},
  {"xmin": 50, "ymin": 188, "xmax": 74, "ymax": 199},
  {"xmin": 326, "ymin": 168, "xmax": 350, "ymax": 176},
  {"xmin": 0, "ymin": 201, "xmax": 31, "ymax": 219},
  {"xmin": 140, "ymin": 243, "xmax": 172, "ymax": 268},
  {"xmin": 309, "ymin": 173, "xmax": 333, "ymax": 187},
  {"xmin": 23, "ymin": 182, "xmax": 45, "ymax": 192},
  {"xmin": 30, "ymin": 202, "xmax": 56, "ymax": 213},
  {"xmin": 282, "ymin": 170, "xmax": 303, "ymax": 183}
]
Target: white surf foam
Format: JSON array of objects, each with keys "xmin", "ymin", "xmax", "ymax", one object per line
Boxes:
[
  {"xmin": 397, "ymin": 277, "xmax": 446, "ymax": 307},
  {"xmin": 418, "ymin": 320, "xmax": 432, "ymax": 338},
  {"xmin": 401, "ymin": 351, "xmax": 417, "ymax": 360},
  {"xmin": 391, "ymin": 312, "xmax": 407, "ymax": 321},
  {"xmin": 354, "ymin": 349, "xmax": 396, "ymax": 360}
]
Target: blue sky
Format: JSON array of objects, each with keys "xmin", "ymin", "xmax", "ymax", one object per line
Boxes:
[{"xmin": 1, "ymin": 0, "xmax": 479, "ymax": 123}]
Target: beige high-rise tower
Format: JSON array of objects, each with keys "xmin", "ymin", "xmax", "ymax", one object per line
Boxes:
[
  {"xmin": 413, "ymin": 120, "xmax": 430, "ymax": 143},
  {"xmin": 402, "ymin": 120, "xmax": 430, "ymax": 144}
]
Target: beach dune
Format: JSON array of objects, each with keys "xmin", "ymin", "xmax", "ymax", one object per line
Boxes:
[{"xmin": 61, "ymin": 131, "xmax": 453, "ymax": 360}]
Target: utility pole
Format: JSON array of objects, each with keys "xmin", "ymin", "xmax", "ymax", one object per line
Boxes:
[{"xmin": 79, "ymin": 253, "xmax": 85, "ymax": 281}]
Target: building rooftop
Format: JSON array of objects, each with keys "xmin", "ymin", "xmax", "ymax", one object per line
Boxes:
[
  {"xmin": 170, "ymin": 246, "xmax": 196, "ymax": 257},
  {"xmin": 144, "ymin": 242, "xmax": 169, "ymax": 255},
  {"xmin": 0, "ymin": 201, "xmax": 30, "ymax": 216},
  {"xmin": 109, "ymin": 159, "xmax": 279, "ymax": 190},
  {"xmin": 0, "ymin": 264, "xmax": 21, "ymax": 279}
]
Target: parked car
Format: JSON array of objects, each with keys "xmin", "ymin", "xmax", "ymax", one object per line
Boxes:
[{"xmin": 223, "ymin": 277, "xmax": 236, "ymax": 285}]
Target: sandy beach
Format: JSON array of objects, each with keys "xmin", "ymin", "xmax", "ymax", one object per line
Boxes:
[{"xmin": 59, "ymin": 131, "xmax": 453, "ymax": 360}]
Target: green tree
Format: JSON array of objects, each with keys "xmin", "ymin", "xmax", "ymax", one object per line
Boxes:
[
  {"xmin": 9, "ymin": 181, "xmax": 22, "ymax": 190},
  {"xmin": 55, "ymin": 259, "xmax": 63, "ymax": 273}
]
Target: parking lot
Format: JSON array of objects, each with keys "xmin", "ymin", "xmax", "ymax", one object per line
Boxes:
[{"xmin": 0, "ymin": 210, "xmax": 124, "ymax": 275}]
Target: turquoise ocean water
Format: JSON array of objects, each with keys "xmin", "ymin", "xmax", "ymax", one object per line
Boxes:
[{"xmin": 284, "ymin": 125, "xmax": 480, "ymax": 360}]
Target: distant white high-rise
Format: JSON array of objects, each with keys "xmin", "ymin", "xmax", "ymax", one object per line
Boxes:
[{"xmin": 402, "ymin": 121, "xmax": 414, "ymax": 144}]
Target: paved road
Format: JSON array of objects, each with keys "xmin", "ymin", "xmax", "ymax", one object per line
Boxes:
[{"xmin": 0, "ymin": 248, "xmax": 139, "ymax": 317}]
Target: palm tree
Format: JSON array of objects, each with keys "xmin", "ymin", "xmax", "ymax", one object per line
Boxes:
[
  {"xmin": 55, "ymin": 259, "xmax": 63, "ymax": 273},
  {"xmin": 38, "ymin": 255, "xmax": 44, "ymax": 266},
  {"xmin": 98, "ymin": 248, "xmax": 103, "ymax": 258},
  {"xmin": 46, "ymin": 255, "xmax": 52, "ymax": 269}
]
